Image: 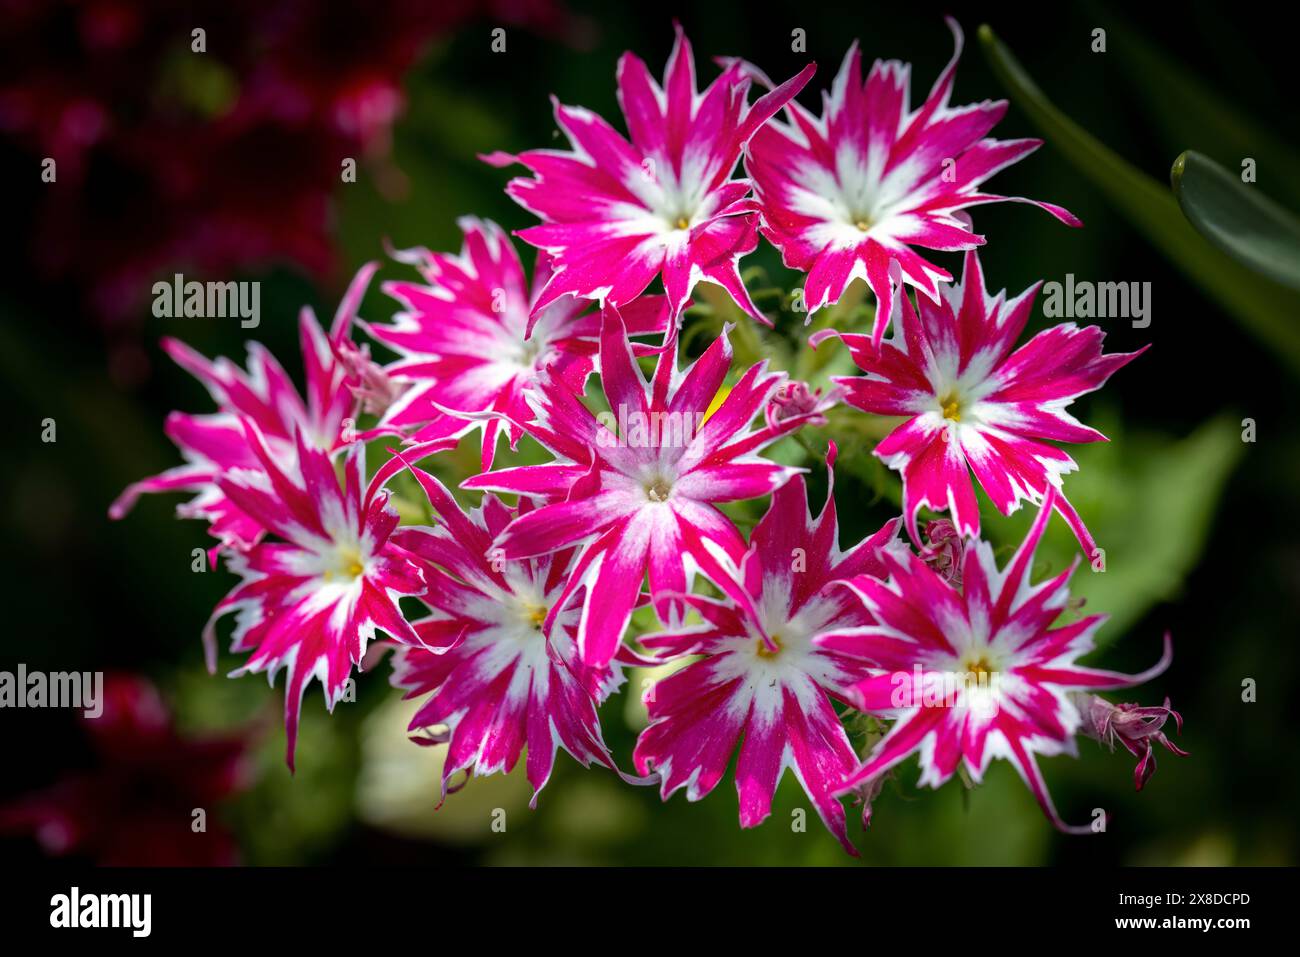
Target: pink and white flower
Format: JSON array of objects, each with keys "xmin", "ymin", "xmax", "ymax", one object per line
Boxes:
[
  {"xmin": 464, "ymin": 305, "xmax": 822, "ymax": 669},
  {"xmin": 633, "ymin": 450, "xmax": 900, "ymax": 853},
  {"xmin": 819, "ymin": 490, "xmax": 1175, "ymax": 832},
  {"xmin": 367, "ymin": 217, "xmax": 669, "ymax": 469},
  {"xmin": 828, "ymin": 249, "xmax": 1143, "ymax": 557},
  {"xmin": 388, "ymin": 459, "xmax": 647, "ymax": 803},
  {"xmin": 109, "ymin": 264, "xmax": 377, "ymax": 555},
  {"xmin": 745, "ymin": 19, "xmax": 1080, "ymax": 345},
  {"xmin": 483, "ymin": 25, "xmax": 815, "ymax": 326},
  {"xmin": 202, "ymin": 426, "xmax": 434, "ymax": 769}
]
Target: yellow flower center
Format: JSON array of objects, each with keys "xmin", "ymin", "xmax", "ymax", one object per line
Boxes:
[
  {"xmin": 525, "ymin": 604, "xmax": 547, "ymax": 630},
  {"xmin": 324, "ymin": 546, "xmax": 366, "ymax": 582},
  {"xmin": 756, "ymin": 632, "xmax": 783, "ymax": 659},
  {"xmin": 854, "ymin": 218, "xmax": 873, "ymax": 232},
  {"xmin": 964, "ymin": 656, "xmax": 993, "ymax": 682},
  {"xmin": 940, "ymin": 391, "xmax": 962, "ymax": 422},
  {"xmin": 675, "ymin": 216, "xmax": 690, "ymax": 230}
]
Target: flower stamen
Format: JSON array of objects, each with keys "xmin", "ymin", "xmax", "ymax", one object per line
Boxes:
[
  {"xmin": 964, "ymin": 656, "xmax": 992, "ymax": 682},
  {"xmin": 324, "ymin": 546, "xmax": 367, "ymax": 582},
  {"xmin": 646, "ymin": 478, "xmax": 673, "ymax": 503},
  {"xmin": 940, "ymin": 391, "xmax": 962, "ymax": 422}
]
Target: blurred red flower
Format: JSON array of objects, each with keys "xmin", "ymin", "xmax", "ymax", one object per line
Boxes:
[
  {"xmin": 0, "ymin": 674, "xmax": 258, "ymax": 866},
  {"xmin": 0, "ymin": 0, "xmax": 586, "ymax": 328}
]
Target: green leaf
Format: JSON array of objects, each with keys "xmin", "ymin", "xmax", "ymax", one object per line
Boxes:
[
  {"xmin": 977, "ymin": 25, "xmax": 1300, "ymax": 376},
  {"xmin": 986, "ymin": 414, "xmax": 1244, "ymax": 646},
  {"xmin": 1171, "ymin": 150, "xmax": 1300, "ymax": 291}
]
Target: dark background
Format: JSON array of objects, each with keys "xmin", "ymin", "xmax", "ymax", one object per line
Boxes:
[{"xmin": 1, "ymin": 0, "xmax": 1297, "ymax": 865}]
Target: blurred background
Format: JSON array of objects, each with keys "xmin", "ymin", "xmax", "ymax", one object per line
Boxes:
[{"xmin": 1, "ymin": 0, "xmax": 1297, "ymax": 866}]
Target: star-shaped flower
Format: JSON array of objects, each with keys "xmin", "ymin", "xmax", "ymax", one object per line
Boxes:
[
  {"xmin": 634, "ymin": 449, "xmax": 899, "ymax": 853},
  {"xmin": 368, "ymin": 217, "xmax": 669, "ymax": 468},
  {"xmin": 203, "ymin": 427, "xmax": 437, "ymax": 768},
  {"xmin": 388, "ymin": 460, "xmax": 648, "ymax": 803},
  {"xmin": 484, "ymin": 24, "xmax": 815, "ymax": 327},
  {"xmin": 819, "ymin": 491, "xmax": 1174, "ymax": 832},
  {"xmin": 828, "ymin": 250, "xmax": 1142, "ymax": 557},
  {"xmin": 465, "ymin": 305, "xmax": 822, "ymax": 668},
  {"xmin": 745, "ymin": 19, "xmax": 1079, "ymax": 345}
]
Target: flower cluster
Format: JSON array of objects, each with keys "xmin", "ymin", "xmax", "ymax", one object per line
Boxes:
[{"xmin": 115, "ymin": 20, "xmax": 1183, "ymax": 854}]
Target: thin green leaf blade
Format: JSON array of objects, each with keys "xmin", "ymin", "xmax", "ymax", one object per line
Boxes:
[{"xmin": 1172, "ymin": 150, "xmax": 1300, "ymax": 291}]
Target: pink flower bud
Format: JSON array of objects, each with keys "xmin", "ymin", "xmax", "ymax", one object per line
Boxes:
[
  {"xmin": 921, "ymin": 519, "xmax": 963, "ymax": 585},
  {"xmin": 849, "ymin": 774, "xmax": 887, "ymax": 830},
  {"xmin": 1078, "ymin": 695, "xmax": 1188, "ymax": 791},
  {"xmin": 765, "ymin": 380, "xmax": 831, "ymax": 428},
  {"xmin": 337, "ymin": 339, "xmax": 404, "ymax": 416}
]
